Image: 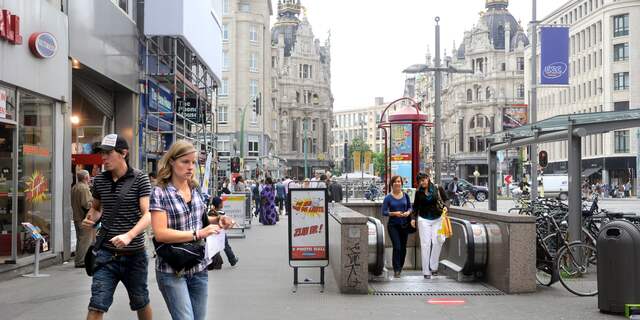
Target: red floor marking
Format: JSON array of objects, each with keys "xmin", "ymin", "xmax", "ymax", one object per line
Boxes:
[{"xmin": 427, "ymin": 298, "xmax": 467, "ymax": 305}]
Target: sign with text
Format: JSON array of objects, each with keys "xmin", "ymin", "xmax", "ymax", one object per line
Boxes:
[
  {"xmin": 390, "ymin": 124, "xmax": 412, "ymax": 188},
  {"xmin": 288, "ymin": 188, "xmax": 329, "ymax": 266},
  {"xmin": 177, "ymin": 98, "xmax": 201, "ymax": 123},
  {"xmin": 540, "ymin": 26, "xmax": 569, "ymax": 85},
  {"xmin": 220, "ymin": 194, "xmax": 247, "ymax": 229},
  {"xmin": 0, "ymin": 89, "xmax": 6, "ymax": 119}
]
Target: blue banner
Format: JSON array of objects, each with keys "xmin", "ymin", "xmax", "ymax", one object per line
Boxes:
[{"xmin": 540, "ymin": 27, "xmax": 569, "ymax": 85}]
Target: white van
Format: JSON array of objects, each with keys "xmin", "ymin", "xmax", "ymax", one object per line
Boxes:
[{"xmin": 539, "ymin": 174, "xmax": 569, "ymax": 200}]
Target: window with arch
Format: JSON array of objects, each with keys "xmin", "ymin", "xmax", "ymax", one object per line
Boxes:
[
  {"xmin": 486, "ymin": 87, "xmax": 491, "ymax": 100},
  {"xmin": 466, "ymin": 89, "xmax": 473, "ymax": 102}
]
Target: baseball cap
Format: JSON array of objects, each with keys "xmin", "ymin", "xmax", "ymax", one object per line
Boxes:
[{"xmin": 98, "ymin": 134, "xmax": 129, "ymax": 152}]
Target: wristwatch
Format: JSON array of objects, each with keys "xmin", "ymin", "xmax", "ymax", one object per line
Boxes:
[{"xmin": 192, "ymin": 230, "xmax": 198, "ymax": 241}]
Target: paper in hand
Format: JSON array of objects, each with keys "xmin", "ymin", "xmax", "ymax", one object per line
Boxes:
[{"xmin": 205, "ymin": 230, "xmax": 226, "ymax": 259}]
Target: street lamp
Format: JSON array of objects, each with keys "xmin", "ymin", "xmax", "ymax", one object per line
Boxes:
[
  {"xmin": 473, "ymin": 168, "xmax": 480, "ymax": 186},
  {"xmin": 359, "ymin": 120, "xmax": 367, "ymax": 181}
]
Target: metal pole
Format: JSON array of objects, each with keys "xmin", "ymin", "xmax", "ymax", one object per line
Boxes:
[
  {"xmin": 530, "ymin": 0, "xmax": 539, "ymax": 201},
  {"xmin": 636, "ymin": 129, "xmax": 640, "ymax": 198},
  {"xmin": 304, "ymin": 118, "xmax": 308, "ymax": 178},
  {"xmin": 434, "ymin": 17, "xmax": 443, "ymax": 185}
]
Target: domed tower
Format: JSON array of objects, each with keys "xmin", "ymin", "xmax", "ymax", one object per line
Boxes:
[
  {"xmin": 272, "ymin": 0, "xmax": 303, "ymax": 57},
  {"xmin": 480, "ymin": 0, "xmax": 528, "ymax": 50}
]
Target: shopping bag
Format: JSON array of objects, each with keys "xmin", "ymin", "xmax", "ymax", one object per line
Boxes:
[{"xmin": 436, "ymin": 207, "xmax": 453, "ymax": 243}]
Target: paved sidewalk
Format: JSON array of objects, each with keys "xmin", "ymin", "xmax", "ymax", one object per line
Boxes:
[{"xmin": 0, "ymin": 216, "xmax": 619, "ymax": 320}]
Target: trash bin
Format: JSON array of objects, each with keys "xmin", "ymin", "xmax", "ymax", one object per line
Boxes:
[{"xmin": 597, "ymin": 220, "xmax": 640, "ymax": 314}]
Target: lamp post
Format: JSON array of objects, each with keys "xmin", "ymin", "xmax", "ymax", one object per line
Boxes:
[
  {"xmin": 303, "ymin": 117, "xmax": 308, "ymax": 179},
  {"xmin": 529, "ymin": 0, "xmax": 539, "ymax": 201},
  {"xmin": 360, "ymin": 120, "xmax": 366, "ymax": 181},
  {"xmin": 403, "ymin": 17, "xmax": 473, "ymax": 185}
]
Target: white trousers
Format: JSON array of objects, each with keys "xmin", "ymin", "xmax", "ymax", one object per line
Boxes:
[{"xmin": 417, "ymin": 216, "xmax": 443, "ymax": 276}]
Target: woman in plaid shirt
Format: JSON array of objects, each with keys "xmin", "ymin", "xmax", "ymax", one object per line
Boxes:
[{"xmin": 150, "ymin": 140, "xmax": 233, "ymax": 320}]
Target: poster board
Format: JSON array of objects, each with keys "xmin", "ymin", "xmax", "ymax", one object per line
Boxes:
[
  {"xmin": 221, "ymin": 193, "xmax": 247, "ymax": 231},
  {"xmin": 288, "ymin": 188, "xmax": 329, "ymax": 267},
  {"xmin": 390, "ymin": 124, "xmax": 412, "ymax": 188}
]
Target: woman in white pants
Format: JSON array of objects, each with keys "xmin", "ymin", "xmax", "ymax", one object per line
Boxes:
[{"xmin": 411, "ymin": 173, "xmax": 447, "ymax": 279}]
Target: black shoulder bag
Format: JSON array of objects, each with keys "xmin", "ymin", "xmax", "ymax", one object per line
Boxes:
[
  {"xmin": 403, "ymin": 192, "xmax": 417, "ymax": 234},
  {"xmin": 152, "ymin": 188, "xmax": 208, "ymax": 274},
  {"xmin": 85, "ymin": 170, "xmax": 142, "ymax": 276}
]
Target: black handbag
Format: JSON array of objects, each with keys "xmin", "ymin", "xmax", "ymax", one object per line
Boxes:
[
  {"xmin": 153, "ymin": 189, "xmax": 210, "ymax": 273},
  {"xmin": 84, "ymin": 170, "xmax": 141, "ymax": 276}
]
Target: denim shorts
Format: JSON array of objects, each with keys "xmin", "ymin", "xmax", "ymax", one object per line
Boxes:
[{"xmin": 88, "ymin": 249, "xmax": 149, "ymax": 313}]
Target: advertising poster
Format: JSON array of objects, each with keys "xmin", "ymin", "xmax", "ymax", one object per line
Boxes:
[
  {"xmin": 540, "ymin": 27, "xmax": 570, "ymax": 85},
  {"xmin": 289, "ymin": 189, "xmax": 328, "ymax": 261},
  {"xmin": 502, "ymin": 106, "xmax": 528, "ymax": 130},
  {"xmin": 0, "ymin": 89, "xmax": 6, "ymax": 119},
  {"xmin": 390, "ymin": 124, "xmax": 412, "ymax": 188},
  {"xmin": 221, "ymin": 194, "xmax": 247, "ymax": 228}
]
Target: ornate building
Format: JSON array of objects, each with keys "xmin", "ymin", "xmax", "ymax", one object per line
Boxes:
[
  {"xmin": 418, "ymin": 0, "xmax": 529, "ymax": 185},
  {"xmin": 271, "ymin": 0, "xmax": 334, "ymax": 178}
]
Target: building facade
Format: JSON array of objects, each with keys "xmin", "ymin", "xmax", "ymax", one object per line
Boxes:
[
  {"xmin": 217, "ymin": 0, "xmax": 274, "ymax": 180},
  {"xmin": 331, "ymin": 98, "xmax": 388, "ymax": 172},
  {"xmin": 271, "ymin": 0, "xmax": 333, "ymax": 178},
  {"xmin": 418, "ymin": 0, "xmax": 529, "ymax": 185},
  {"xmin": 525, "ymin": 0, "xmax": 640, "ymax": 191}
]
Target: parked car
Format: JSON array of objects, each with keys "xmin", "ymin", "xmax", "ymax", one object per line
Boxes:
[{"xmin": 441, "ymin": 178, "xmax": 489, "ymax": 202}]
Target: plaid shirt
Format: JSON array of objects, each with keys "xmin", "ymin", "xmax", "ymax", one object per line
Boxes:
[{"xmin": 150, "ymin": 183, "xmax": 210, "ymax": 274}]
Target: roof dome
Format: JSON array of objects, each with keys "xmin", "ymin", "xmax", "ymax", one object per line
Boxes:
[
  {"xmin": 272, "ymin": 0, "xmax": 302, "ymax": 57},
  {"xmin": 480, "ymin": 0, "xmax": 528, "ymax": 50}
]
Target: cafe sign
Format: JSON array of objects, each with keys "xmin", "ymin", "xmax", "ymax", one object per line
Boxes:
[{"xmin": 29, "ymin": 32, "xmax": 57, "ymax": 59}]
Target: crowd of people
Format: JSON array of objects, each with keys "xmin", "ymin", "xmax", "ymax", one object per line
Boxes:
[
  {"xmin": 70, "ymin": 133, "xmax": 350, "ymax": 319},
  {"xmin": 583, "ymin": 179, "xmax": 633, "ymax": 199}
]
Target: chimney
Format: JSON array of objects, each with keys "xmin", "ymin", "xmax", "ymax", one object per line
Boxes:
[{"xmin": 375, "ymin": 97, "xmax": 384, "ymax": 106}]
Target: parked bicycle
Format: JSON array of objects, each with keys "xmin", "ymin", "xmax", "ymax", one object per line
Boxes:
[
  {"xmin": 535, "ymin": 211, "xmax": 598, "ymax": 296},
  {"xmin": 451, "ymin": 190, "xmax": 475, "ymax": 208}
]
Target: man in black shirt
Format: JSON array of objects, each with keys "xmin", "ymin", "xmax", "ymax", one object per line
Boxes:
[{"xmin": 82, "ymin": 134, "xmax": 152, "ymax": 320}]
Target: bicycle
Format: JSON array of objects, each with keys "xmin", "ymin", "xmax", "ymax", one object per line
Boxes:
[
  {"xmin": 452, "ymin": 190, "xmax": 475, "ymax": 208},
  {"xmin": 535, "ymin": 212, "xmax": 598, "ymax": 296}
]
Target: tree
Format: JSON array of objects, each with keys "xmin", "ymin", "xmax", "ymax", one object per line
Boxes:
[
  {"xmin": 372, "ymin": 152, "xmax": 386, "ymax": 177},
  {"xmin": 348, "ymin": 137, "xmax": 371, "ymax": 156}
]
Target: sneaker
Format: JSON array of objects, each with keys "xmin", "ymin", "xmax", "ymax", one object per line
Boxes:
[
  {"xmin": 432, "ymin": 271, "xmax": 439, "ymax": 277},
  {"xmin": 230, "ymin": 257, "xmax": 239, "ymax": 267},
  {"xmin": 393, "ymin": 271, "xmax": 401, "ymax": 278},
  {"xmin": 424, "ymin": 275, "xmax": 431, "ymax": 279}
]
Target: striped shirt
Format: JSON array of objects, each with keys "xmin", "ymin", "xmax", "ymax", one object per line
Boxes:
[
  {"xmin": 91, "ymin": 166, "xmax": 151, "ymax": 251},
  {"xmin": 149, "ymin": 183, "xmax": 210, "ymax": 274}
]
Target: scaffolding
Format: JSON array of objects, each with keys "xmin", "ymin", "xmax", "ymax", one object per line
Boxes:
[{"xmin": 141, "ymin": 36, "xmax": 218, "ymax": 193}]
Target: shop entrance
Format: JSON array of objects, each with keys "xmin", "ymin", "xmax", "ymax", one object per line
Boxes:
[{"xmin": 0, "ymin": 122, "xmax": 16, "ymax": 263}]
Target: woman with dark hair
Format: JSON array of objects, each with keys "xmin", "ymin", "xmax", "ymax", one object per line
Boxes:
[
  {"xmin": 259, "ymin": 177, "xmax": 278, "ymax": 225},
  {"xmin": 207, "ymin": 197, "xmax": 238, "ymax": 270},
  {"xmin": 382, "ymin": 175, "xmax": 412, "ymax": 278},
  {"xmin": 411, "ymin": 173, "xmax": 447, "ymax": 279}
]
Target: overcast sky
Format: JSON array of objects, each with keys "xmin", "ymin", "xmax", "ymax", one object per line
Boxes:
[{"xmin": 272, "ymin": 0, "xmax": 560, "ymax": 110}]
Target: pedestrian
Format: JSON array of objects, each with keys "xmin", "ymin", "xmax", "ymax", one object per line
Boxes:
[
  {"xmin": 382, "ymin": 175, "xmax": 412, "ymax": 278},
  {"xmin": 252, "ymin": 180, "xmax": 261, "ymax": 217},
  {"xmin": 233, "ymin": 175, "xmax": 247, "ymax": 192},
  {"xmin": 221, "ymin": 178, "xmax": 231, "ymax": 195},
  {"xmin": 283, "ymin": 176, "xmax": 293, "ymax": 215},
  {"xmin": 302, "ymin": 178, "xmax": 311, "ymax": 188},
  {"xmin": 259, "ymin": 177, "xmax": 278, "ymax": 225},
  {"xmin": 411, "ymin": 173, "xmax": 446, "ymax": 279},
  {"xmin": 150, "ymin": 140, "xmax": 234, "ymax": 320},
  {"xmin": 317, "ymin": 174, "xmax": 328, "ymax": 188},
  {"xmin": 329, "ymin": 177, "xmax": 343, "ymax": 203},
  {"xmin": 625, "ymin": 180, "xmax": 632, "ymax": 198},
  {"xmin": 207, "ymin": 196, "xmax": 239, "ymax": 269},
  {"xmin": 275, "ymin": 179, "xmax": 286, "ymax": 215},
  {"xmin": 81, "ymin": 134, "xmax": 153, "ymax": 320},
  {"xmin": 71, "ymin": 169, "xmax": 94, "ymax": 268}
]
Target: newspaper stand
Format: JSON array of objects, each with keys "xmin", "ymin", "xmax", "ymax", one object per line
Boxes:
[
  {"xmin": 287, "ymin": 185, "xmax": 329, "ymax": 293},
  {"xmin": 222, "ymin": 193, "xmax": 249, "ymax": 239},
  {"xmin": 21, "ymin": 223, "xmax": 49, "ymax": 278}
]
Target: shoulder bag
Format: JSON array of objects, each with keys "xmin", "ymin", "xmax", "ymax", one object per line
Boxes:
[
  {"xmin": 403, "ymin": 192, "xmax": 417, "ymax": 234},
  {"xmin": 85, "ymin": 170, "xmax": 142, "ymax": 276},
  {"xmin": 152, "ymin": 188, "xmax": 209, "ymax": 274}
]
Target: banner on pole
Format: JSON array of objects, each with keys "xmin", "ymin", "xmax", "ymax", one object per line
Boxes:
[{"xmin": 540, "ymin": 26, "xmax": 570, "ymax": 85}]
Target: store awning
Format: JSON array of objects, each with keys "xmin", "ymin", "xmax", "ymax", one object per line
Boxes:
[{"xmin": 582, "ymin": 167, "xmax": 601, "ymax": 178}]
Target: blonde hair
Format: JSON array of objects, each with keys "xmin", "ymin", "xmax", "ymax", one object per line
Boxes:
[{"xmin": 157, "ymin": 140, "xmax": 199, "ymax": 188}]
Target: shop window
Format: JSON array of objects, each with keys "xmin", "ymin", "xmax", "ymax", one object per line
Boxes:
[
  {"xmin": 0, "ymin": 84, "xmax": 16, "ymax": 120},
  {"xmin": 18, "ymin": 91, "xmax": 54, "ymax": 259}
]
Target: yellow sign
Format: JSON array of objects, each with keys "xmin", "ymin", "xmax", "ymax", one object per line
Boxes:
[
  {"xmin": 353, "ymin": 151, "xmax": 361, "ymax": 171},
  {"xmin": 363, "ymin": 151, "xmax": 372, "ymax": 172}
]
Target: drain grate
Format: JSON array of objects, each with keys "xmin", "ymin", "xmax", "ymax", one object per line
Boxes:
[{"xmin": 368, "ymin": 275, "xmax": 504, "ymax": 296}]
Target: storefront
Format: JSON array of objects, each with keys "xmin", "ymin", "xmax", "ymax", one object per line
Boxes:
[{"xmin": 0, "ymin": 2, "xmax": 69, "ymax": 267}]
